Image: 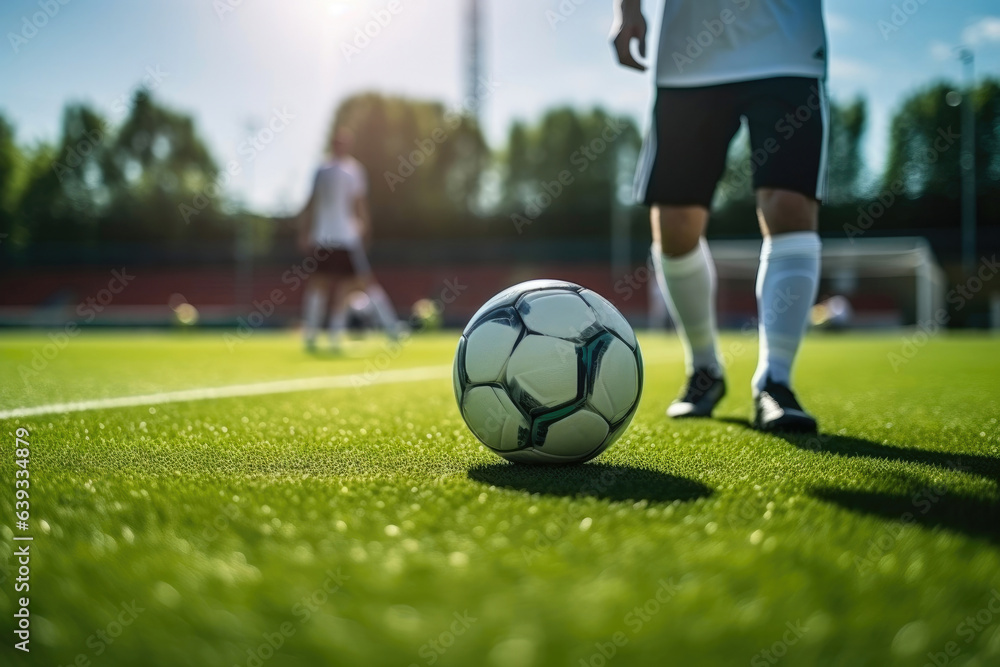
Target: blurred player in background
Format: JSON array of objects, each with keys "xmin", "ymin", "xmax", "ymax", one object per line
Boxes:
[
  {"xmin": 613, "ymin": 0, "xmax": 827, "ymax": 433},
  {"xmin": 298, "ymin": 128, "xmax": 402, "ymax": 351}
]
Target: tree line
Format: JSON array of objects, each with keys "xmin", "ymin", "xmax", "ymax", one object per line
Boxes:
[{"xmin": 1, "ymin": 79, "xmax": 997, "ymax": 266}]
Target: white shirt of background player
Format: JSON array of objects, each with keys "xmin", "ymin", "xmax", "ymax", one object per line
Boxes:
[{"xmin": 308, "ymin": 156, "xmax": 368, "ymax": 249}]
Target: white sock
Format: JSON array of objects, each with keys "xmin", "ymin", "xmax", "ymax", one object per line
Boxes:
[
  {"xmin": 654, "ymin": 238, "xmax": 722, "ymax": 376},
  {"xmin": 303, "ymin": 287, "xmax": 326, "ymax": 343},
  {"xmin": 366, "ymin": 284, "xmax": 399, "ymax": 333},
  {"xmin": 752, "ymin": 231, "xmax": 821, "ymax": 395}
]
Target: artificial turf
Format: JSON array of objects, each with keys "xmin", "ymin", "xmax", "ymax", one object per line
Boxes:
[{"xmin": 1, "ymin": 330, "xmax": 998, "ymax": 667}]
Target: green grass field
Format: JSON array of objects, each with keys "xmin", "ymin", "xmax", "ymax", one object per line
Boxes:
[{"xmin": 1, "ymin": 330, "xmax": 999, "ymax": 667}]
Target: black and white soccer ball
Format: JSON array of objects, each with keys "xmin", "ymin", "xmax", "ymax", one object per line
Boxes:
[{"xmin": 453, "ymin": 280, "xmax": 643, "ymax": 464}]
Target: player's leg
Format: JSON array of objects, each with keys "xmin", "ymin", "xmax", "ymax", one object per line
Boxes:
[
  {"xmin": 744, "ymin": 77, "xmax": 827, "ymax": 432},
  {"xmin": 366, "ymin": 282, "xmax": 402, "ymax": 339},
  {"xmin": 350, "ymin": 245, "xmax": 402, "ymax": 339},
  {"xmin": 327, "ymin": 275, "xmax": 356, "ymax": 350},
  {"xmin": 637, "ymin": 85, "xmax": 741, "ymax": 417},
  {"xmin": 302, "ymin": 273, "xmax": 329, "ymax": 352},
  {"xmin": 653, "ymin": 206, "xmax": 722, "ymax": 363},
  {"xmin": 753, "ymin": 189, "xmax": 820, "ymax": 392},
  {"xmin": 325, "ymin": 249, "xmax": 362, "ymax": 349}
]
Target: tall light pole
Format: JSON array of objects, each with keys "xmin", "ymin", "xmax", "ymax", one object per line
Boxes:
[
  {"xmin": 466, "ymin": 0, "xmax": 484, "ymax": 123},
  {"xmin": 958, "ymin": 47, "xmax": 976, "ymax": 274}
]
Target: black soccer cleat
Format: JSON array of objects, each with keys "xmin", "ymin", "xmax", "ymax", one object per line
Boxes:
[
  {"xmin": 667, "ymin": 368, "xmax": 726, "ymax": 418},
  {"xmin": 753, "ymin": 378, "xmax": 818, "ymax": 433}
]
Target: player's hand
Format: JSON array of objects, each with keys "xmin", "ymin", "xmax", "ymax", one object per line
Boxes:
[{"xmin": 612, "ymin": 6, "xmax": 647, "ymax": 72}]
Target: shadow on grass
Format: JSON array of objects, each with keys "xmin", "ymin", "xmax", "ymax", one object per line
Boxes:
[
  {"xmin": 716, "ymin": 416, "xmax": 1000, "ymax": 484},
  {"xmin": 717, "ymin": 416, "xmax": 1000, "ymax": 543},
  {"xmin": 813, "ymin": 487, "xmax": 1000, "ymax": 545},
  {"xmin": 776, "ymin": 431, "xmax": 1000, "ymax": 488},
  {"xmin": 467, "ymin": 462, "xmax": 712, "ymax": 504}
]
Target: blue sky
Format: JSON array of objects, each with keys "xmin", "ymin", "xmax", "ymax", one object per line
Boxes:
[{"xmin": 2, "ymin": 0, "xmax": 999, "ymax": 214}]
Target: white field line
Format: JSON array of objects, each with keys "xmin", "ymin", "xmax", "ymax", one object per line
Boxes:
[{"xmin": 0, "ymin": 365, "xmax": 451, "ymax": 420}]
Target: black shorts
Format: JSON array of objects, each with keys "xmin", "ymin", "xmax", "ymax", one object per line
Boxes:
[
  {"xmin": 634, "ymin": 76, "xmax": 829, "ymax": 208},
  {"xmin": 314, "ymin": 246, "xmax": 371, "ymax": 277}
]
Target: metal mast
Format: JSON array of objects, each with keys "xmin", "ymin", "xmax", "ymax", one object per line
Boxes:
[
  {"xmin": 466, "ymin": 0, "xmax": 483, "ymax": 122},
  {"xmin": 958, "ymin": 47, "xmax": 976, "ymax": 274}
]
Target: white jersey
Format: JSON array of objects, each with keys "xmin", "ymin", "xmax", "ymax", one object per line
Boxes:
[
  {"xmin": 655, "ymin": 0, "xmax": 827, "ymax": 87},
  {"xmin": 309, "ymin": 157, "xmax": 367, "ymax": 248}
]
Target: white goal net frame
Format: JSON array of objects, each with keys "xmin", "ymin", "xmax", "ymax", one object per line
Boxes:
[{"xmin": 650, "ymin": 236, "xmax": 947, "ymax": 328}]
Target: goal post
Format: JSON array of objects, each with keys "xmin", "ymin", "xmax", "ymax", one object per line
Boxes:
[{"xmin": 655, "ymin": 236, "xmax": 947, "ymax": 328}]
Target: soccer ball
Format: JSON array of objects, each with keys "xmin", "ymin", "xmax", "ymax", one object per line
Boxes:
[{"xmin": 453, "ymin": 280, "xmax": 643, "ymax": 464}]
